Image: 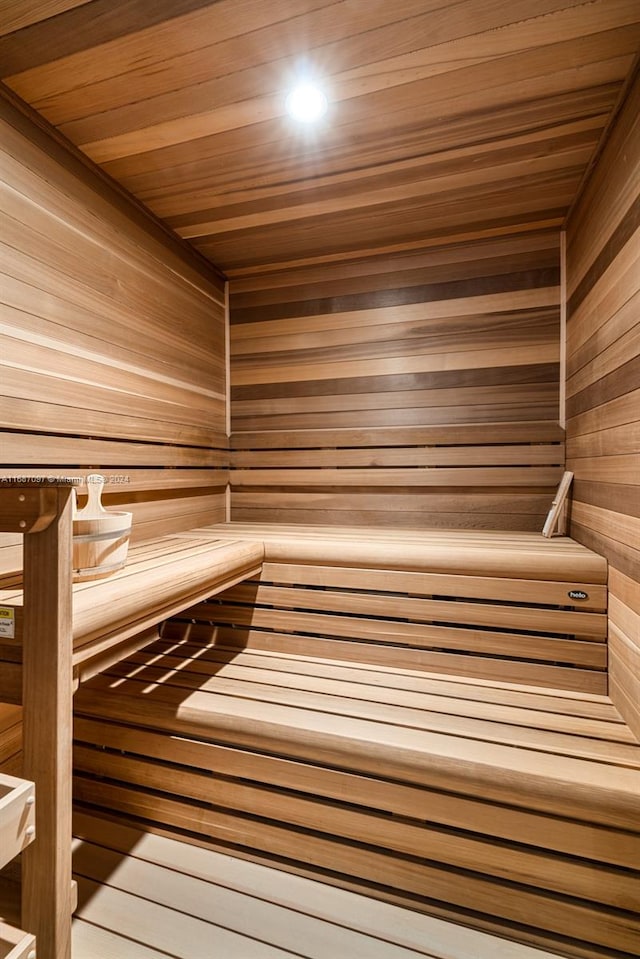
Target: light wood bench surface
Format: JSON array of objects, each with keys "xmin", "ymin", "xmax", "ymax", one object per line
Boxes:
[
  {"xmin": 74, "ymin": 635, "xmax": 640, "ymax": 959},
  {"xmin": 203, "ymin": 522, "xmax": 608, "ymax": 581},
  {"xmin": 0, "ymin": 529, "xmax": 263, "ymax": 700}
]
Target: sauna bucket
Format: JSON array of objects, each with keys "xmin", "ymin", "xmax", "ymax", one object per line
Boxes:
[{"xmin": 72, "ymin": 474, "xmax": 132, "ymax": 582}]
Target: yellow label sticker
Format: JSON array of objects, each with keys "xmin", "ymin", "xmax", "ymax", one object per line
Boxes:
[{"xmin": 0, "ymin": 606, "xmax": 15, "ymax": 638}]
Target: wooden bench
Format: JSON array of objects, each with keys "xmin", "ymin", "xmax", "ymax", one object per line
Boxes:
[
  {"xmin": 0, "ymin": 528, "xmax": 264, "ymax": 701},
  {"xmin": 70, "ymin": 523, "xmax": 640, "ymax": 959},
  {"xmin": 0, "ymin": 483, "xmax": 263, "ymax": 959},
  {"xmin": 3, "ymin": 503, "xmax": 636, "ymax": 959},
  {"xmin": 170, "ymin": 522, "xmax": 609, "ymax": 693},
  {"xmin": 73, "ymin": 635, "xmax": 640, "ymax": 959}
]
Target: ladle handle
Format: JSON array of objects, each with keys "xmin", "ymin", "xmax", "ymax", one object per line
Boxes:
[{"xmin": 77, "ymin": 474, "xmax": 107, "ymax": 518}]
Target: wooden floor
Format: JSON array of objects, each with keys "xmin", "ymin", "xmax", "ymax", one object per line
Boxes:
[{"xmin": 71, "ymin": 814, "xmax": 566, "ymax": 959}]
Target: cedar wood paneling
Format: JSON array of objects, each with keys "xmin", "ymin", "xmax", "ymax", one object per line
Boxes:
[
  {"xmin": 565, "ymin": 68, "xmax": 640, "ymax": 738},
  {"xmin": 0, "ymin": 91, "xmax": 229, "ymax": 572},
  {"xmin": 1, "ymin": 1, "xmax": 638, "ymax": 273},
  {"xmin": 229, "ymin": 230, "xmax": 564, "ymax": 530}
]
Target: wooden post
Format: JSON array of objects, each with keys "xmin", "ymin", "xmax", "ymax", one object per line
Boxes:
[{"xmin": 21, "ymin": 484, "xmax": 74, "ymax": 959}]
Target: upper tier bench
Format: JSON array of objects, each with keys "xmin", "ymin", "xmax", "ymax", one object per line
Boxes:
[
  {"xmin": 205, "ymin": 522, "xmax": 608, "ymax": 581},
  {"xmin": 0, "ymin": 517, "xmax": 608, "ymax": 703},
  {"xmin": 172, "ymin": 521, "xmax": 609, "ymax": 694},
  {"xmin": 0, "ymin": 528, "xmax": 263, "ymax": 702}
]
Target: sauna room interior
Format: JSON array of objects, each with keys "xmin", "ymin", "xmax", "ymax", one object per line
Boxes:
[{"xmin": 0, "ymin": 2, "xmax": 639, "ymax": 958}]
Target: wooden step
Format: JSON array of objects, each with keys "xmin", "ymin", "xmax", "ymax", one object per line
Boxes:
[
  {"xmin": 72, "ymin": 812, "xmax": 573, "ymax": 959},
  {"xmin": 74, "ymin": 641, "xmax": 640, "ymax": 959}
]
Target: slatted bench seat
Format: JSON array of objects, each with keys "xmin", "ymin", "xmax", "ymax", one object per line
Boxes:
[
  {"xmin": 2, "ymin": 507, "xmax": 630, "ymax": 959},
  {"xmin": 68, "ymin": 522, "xmax": 639, "ymax": 959},
  {"xmin": 73, "ymin": 638, "xmax": 640, "ymax": 959},
  {"xmin": 0, "ymin": 528, "xmax": 264, "ymax": 702},
  {"xmin": 0, "ymin": 484, "xmax": 266, "ymax": 958}
]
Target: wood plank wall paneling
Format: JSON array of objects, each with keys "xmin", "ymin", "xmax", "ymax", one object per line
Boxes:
[
  {"xmin": 229, "ymin": 230, "xmax": 564, "ymax": 530},
  {"xmin": 565, "ymin": 67, "xmax": 640, "ymax": 739},
  {"xmin": 0, "ymin": 91, "xmax": 229, "ymax": 574}
]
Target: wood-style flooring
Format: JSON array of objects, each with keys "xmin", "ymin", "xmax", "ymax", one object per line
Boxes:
[{"xmin": 72, "ymin": 814, "xmax": 565, "ymax": 959}]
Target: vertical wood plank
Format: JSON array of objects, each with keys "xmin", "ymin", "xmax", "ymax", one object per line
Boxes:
[
  {"xmin": 542, "ymin": 470, "xmax": 574, "ymax": 537},
  {"xmin": 225, "ymin": 279, "xmax": 232, "ymax": 523},
  {"xmin": 21, "ymin": 485, "xmax": 74, "ymax": 959},
  {"xmin": 565, "ymin": 67, "xmax": 640, "ymax": 736},
  {"xmin": 559, "ymin": 229, "xmax": 567, "ymax": 429}
]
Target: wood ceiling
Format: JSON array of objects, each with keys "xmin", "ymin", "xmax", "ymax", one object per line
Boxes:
[{"xmin": 1, "ymin": 0, "xmax": 639, "ymax": 276}]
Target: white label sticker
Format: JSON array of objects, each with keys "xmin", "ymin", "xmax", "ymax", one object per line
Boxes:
[{"xmin": 0, "ymin": 606, "xmax": 15, "ymax": 639}]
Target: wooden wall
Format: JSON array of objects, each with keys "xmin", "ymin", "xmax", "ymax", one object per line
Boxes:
[
  {"xmin": 229, "ymin": 230, "xmax": 564, "ymax": 529},
  {"xmin": 0, "ymin": 89, "xmax": 228, "ymax": 572},
  {"xmin": 565, "ymin": 69, "xmax": 640, "ymax": 738}
]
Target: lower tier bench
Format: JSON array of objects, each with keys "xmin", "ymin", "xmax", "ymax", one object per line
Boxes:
[
  {"xmin": 73, "ymin": 637, "xmax": 640, "ymax": 959},
  {"xmin": 0, "ymin": 529, "xmax": 264, "ymax": 702}
]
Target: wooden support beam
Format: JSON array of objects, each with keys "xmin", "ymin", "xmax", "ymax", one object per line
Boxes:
[
  {"xmin": 21, "ymin": 484, "xmax": 74, "ymax": 959},
  {"xmin": 0, "ymin": 483, "xmax": 63, "ymax": 534}
]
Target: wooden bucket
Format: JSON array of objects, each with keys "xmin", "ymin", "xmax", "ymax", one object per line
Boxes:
[{"xmin": 72, "ymin": 475, "xmax": 132, "ymax": 582}]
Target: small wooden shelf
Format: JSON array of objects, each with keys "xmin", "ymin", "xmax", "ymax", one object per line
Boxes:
[
  {"xmin": 0, "ymin": 921, "xmax": 35, "ymax": 959},
  {"xmin": 0, "ymin": 772, "xmax": 36, "ymax": 959},
  {"xmin": 0, "ymin": 773, "xmax": 35, "ymax": 872}
]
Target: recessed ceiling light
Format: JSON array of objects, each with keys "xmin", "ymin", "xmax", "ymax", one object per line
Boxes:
[{"xmin": 285, "ymin": 82, "xmax": 328, "ymax": 123}]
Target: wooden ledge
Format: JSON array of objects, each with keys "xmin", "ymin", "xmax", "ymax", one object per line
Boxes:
[
  {"xmin": 0, "ymin": 772, "xmax": 35, "ymax": 870},
  {"xmin": 0, "ymin": 920, "xmax": 35, "ymax": 959}
]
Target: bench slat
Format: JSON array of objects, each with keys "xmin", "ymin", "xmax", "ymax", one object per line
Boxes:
[
  {"xmin": 208, "ymin": 582, "xmax": 607, "ymax": 637},
  {"xmin": 262, "ymin": 562, "xmax": 608, "ymax": 608},
  {"xmin": 122, "ymin": 640, "xmax": 631, "ymax": 741},
  {"xmin": 97, "ymin": 656, "xmax": 637, "ymax": 765},
  {"xmin": 144, "ymin": 639, "xmax": 619, "ymax": 715}
]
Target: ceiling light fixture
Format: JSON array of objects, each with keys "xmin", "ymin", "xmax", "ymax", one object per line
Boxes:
[{"xmin": 285, "ymin": 82, "xmax": 328, "ymax": 123}]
